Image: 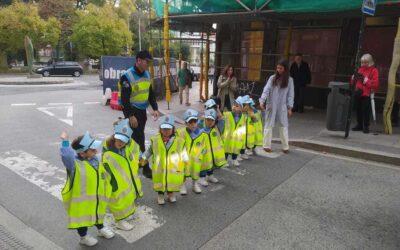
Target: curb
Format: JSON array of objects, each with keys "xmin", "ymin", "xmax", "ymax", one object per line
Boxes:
[{"xmin": 273, "ymin": 138, "xmax": 400, "ymax": 166}]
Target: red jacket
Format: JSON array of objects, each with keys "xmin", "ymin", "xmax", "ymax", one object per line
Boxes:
[{"xmin": 351, "ymin": 66, "xmax": 379, "ymax": 97}]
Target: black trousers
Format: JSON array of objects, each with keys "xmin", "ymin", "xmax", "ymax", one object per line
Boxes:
[
  {"xmin": 77, "ymin": 224, "xmax": 103, "ymax": 237},
  {"xmin": 355, "ymin": 95, "xmax": 371, "ymax": 129},
  {"xmin": 223, "ymin": 94, "xmax": 232, "ymax": 111},
  {"xmin": 130, "ymin": 107, "xmax": 147, "ymax": 152},
  {"xmin": 294, "ymin": 86, "xmax": 306, "ymax": 113}
]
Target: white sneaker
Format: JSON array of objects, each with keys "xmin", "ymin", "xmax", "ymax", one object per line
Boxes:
[
  {"xmin": 126, "ymin": 214, "xmax": 135, "ymax": 221},
  {"xmin": 167, "ymin": 193, "xmax": 176, "ymax": 203},
  {"xmin": 246, "ymin": 149, "xmax": 253, "ymax": 155},
  {"xmin": 252, "ymin": 148, "xmax": 257, "ymax": 155},
  {"xmin": 207, "ymin": 175, "xmax": 219, "ymax": 183},
  {"xmin": 223, "ymin": 162, "xmax": 230, "ymax": 167},
  {"xmin": 157, "ymin": 193, "xmax": 165, "ymax": 205},
  {"xmin": 237, "ymin": 155, "xmax": 243, "ymax": 161},
  {"xmin": 79, "ymin": 235, "xmax": 98, "ymax": 246},
  {"xmin": 180, "ymin": 182, "xmax": 187, "ymax": 195},
  {"xmin": 192, "ymin": 181, "xmax": 202, "ymax": 193},
  {"xmin": 233, "ymin": 159, "xmax": 240, "ymax": 167},
  {"xmin": 98, "ymin": 227, "xmax": 115, "ymax": 239},
  {"xmin": 198, "ymin": 177, "xmax": 209, "ymax": 187},
  {"xmin": 240, "ymin": 153, "xmax": 249, "ymax": 160},
  {"xmin": 116, "ymin": 219, "xmax": 133, "ymax": 231}
]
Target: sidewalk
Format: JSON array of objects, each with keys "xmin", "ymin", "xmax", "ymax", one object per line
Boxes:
[{"xmin": 157, "ymin": 81, "xmax": 399, "ymax": 164}]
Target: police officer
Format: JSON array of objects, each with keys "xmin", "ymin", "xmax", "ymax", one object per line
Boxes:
[{"xmin": 120, "ymin": 50, "xmax": 160, "ymax": 178}]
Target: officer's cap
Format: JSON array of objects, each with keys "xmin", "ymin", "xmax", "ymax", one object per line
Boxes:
[
  {"xmin": 75, "ymin": 131, "xmax": 102, "ymax": 153},
  {"xmin": 183, "ymin": 109, "xmax": 199, "ymax": 122},
  {"xmin": 136, "ymin": 50, "xmax": 153, "ymax": 60},
  {"xmin": 114, "ymin": 119, "xmax": 132, "ymax": 143},
  {"xmin": 160, "ymin": 115, "xmax": 175, "ymax": 129},
  {"xmin": 204, "ymin": 109, "xmax": 217, "ymax": 120},
  {"xmin": 204, "ymin": 99, "xmax": 217, "ymax": 110}
]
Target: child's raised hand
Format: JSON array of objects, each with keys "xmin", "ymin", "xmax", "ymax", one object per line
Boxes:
[{"xmin": 60, "ymin": 131, "xmax": 69, "ymax": 140}]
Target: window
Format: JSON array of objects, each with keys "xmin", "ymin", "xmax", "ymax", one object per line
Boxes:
[{"xmin": 241, "ymin": 31, "xmax": 264, "ymax": 81}]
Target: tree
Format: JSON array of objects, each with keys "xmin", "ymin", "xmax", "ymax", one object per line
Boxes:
[
  {"xmin": 38, "ymin": 0, "xmax": 75, "ymax": 60},
  {"xmin": 0, "ymin": 2, "xmax": 61, "ymax": 67},
  {"xmin": 70, "ymin": 4, "xmax": 132, "ymax": 59}
]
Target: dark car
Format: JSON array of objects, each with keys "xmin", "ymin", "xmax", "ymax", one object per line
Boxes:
[{"xmin": 36, "ymin": 61, "xmax": 83, "ymax": 77}]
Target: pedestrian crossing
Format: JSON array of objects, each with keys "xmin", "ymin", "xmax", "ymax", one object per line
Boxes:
[{"xmin": 0, "ymin": 143, "xmax": 285, "ymax": 244}]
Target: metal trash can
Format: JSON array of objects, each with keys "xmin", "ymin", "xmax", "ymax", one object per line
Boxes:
[{"xmin": 326, "ymin": 81, "xmax": 351, "ymax": 131}]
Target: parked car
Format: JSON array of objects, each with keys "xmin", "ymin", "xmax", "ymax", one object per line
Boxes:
[
  {"xmin": 35, "ymin": 61, "xmax": 83, "ymax": 77},
  {"xmin": 190, "ymin": 65, "xmax": 214, "ymax": 81}
]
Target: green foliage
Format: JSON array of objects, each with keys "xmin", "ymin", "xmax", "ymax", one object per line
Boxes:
[
  {"xmin": 0, "ymin": 2, "xmax": 61, "ymax": 52},
  {"xmin": 70, "ymin": 4, "xmax": 132, "ymax": 59}
]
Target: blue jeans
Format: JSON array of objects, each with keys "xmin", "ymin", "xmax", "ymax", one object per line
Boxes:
[
  {"xmin": 200, "ymin": 169, "xmax": 214, "ymax": 177},
  {"xmin": 225, "ymin": 153, "xmax": 238, "ymax": 160}
]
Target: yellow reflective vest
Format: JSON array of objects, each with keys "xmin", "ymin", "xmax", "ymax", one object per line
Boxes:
[
  {"xmin": 151, "ymin": 134, "xmax": 186, "ymax": 192},
  {"xmin": 102, "ymin": 140, "xmax": 143, "ymax": 221},
  {"xmin": 244, "ymin": 113, "xmax": 256, "ymax": 149},
  {"xmin": 203, "ymin": 127, "xmax": 227, "ymax": 168},
  {"xmin": 222, "ymin": 112, "xmax": 246, "ymax": 155},
  {"xmin": 61, "ymin": 160, "xmax": 111, "ymax": 229},
  {"xmin": 118, "ymin": 67, "xmax": 151, "ymax": 108},
  {"xmin": 176, "ymin": 127, "xmax": 211, "ymax": 180},
  {"xmin": 254, "ymin": 111, "xmax": 263, "ymax": 146}
]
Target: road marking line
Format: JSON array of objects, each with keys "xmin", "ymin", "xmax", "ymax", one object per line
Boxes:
[
  {"xmin": 0, "ymin": 150, "xmax": 164, "ymax": 243},
  {"xmin": 11, "ymin": 103, "xmax": 36, "ymax": 106},
  {"xmin": 83, "ymin": 102, "xmax": 101, "ymax": 105},
  {"xmin": 48, "ymin": 102, "xmax": 72, "ymax": 106},
  {"xmin": 37, "ymin": 106, "xmax": 73, "ymax": 126},
  {"xmin": 0, "ymin": 150, "xmax": 65, "ymax": 200}
]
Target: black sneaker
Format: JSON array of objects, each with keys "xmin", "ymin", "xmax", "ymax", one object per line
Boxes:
[
  {"xmin": 142, "ymin": 165, "xmax": 152, "ymax": 179},
  {"xmin": 363, "ymin": 127, "xmax": 369, "ymax": 134},
  {"xmin": 352, "ymin": 126, "xmax": 362, "ymax": 131}
]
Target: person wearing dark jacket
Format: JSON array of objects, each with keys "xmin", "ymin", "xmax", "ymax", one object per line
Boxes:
[
  {"xmin": 290, "ymin": 53, "xmax": 311, "ymax": 113},
  {"xmin": 120, "ymin": 50, "xmax": 160, "ymax": 179}
]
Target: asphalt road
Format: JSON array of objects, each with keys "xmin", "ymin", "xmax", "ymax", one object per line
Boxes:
[{"xmin": 0, "ymin": 75, "xmax": 399, "ymax": 249}]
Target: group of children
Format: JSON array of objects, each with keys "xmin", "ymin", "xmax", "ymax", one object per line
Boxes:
[{"xmin": 59, "ymin": 95, "xmax": 263, "ymax": 246}]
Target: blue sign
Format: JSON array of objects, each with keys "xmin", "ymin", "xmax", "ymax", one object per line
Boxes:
[
  {"xmin": 362, "ymin": 0, "xmax": 376, "ymax": 16},
  {"xmin": 100, "ymin": 56, "xmax": 178, "ymax": 98}
]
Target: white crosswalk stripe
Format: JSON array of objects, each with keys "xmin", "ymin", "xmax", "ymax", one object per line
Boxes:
[{"xmin": 0, "ymin": 150, "xmax": 164, "ymax": 244}]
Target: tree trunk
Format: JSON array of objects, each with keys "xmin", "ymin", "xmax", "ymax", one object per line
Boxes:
[{"xmin": 0, "ymin": 51, "xmax": 8, "ymax": 69}]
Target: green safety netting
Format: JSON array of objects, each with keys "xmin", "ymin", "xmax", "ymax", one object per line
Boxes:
[{"xmin": 153, "ymin": 0, "xmax": 398, "ymax": 17}]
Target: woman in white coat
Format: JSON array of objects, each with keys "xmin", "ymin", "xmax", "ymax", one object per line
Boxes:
[{"xmin": 259, "ymin": 60, "xmax": 294, "ymax": 153}]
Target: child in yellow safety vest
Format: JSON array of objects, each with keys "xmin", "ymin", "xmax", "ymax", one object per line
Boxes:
[
  {"xmin": 250, "ymin": 97, "xmax": 264, "ymax": 154},
  {"xmin": 102, "ymin": 118, "xmax": 143, "ymax": 231},
  {"xmin": 221, "ymin": 96, "xmax": 246, "ymax": 167},
  {"xmin": 176, "ymin": 109, "xmax": 212, "ymax": 194},
  {"xmin": 239, "ymin": 95, "xmax": 259, "ymax": 160},
  {"xmin": 198, "ymin": 109, "xmax": 227, "ymax": 186},
  {"xmin": 141, "ymin": 115, "xmax": 189, "ymax": 205},
  {"xmin": 60, "ymin": 131, "xmax": 114, "ymax": 247}
]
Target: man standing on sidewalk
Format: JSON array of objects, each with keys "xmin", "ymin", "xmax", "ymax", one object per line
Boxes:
[
  {"xmin": 290, "ymin": 53, "xmax": 311, "ymax": 113},
  {"xmin": 120, "ymin": 50, "xmax": 160, "ymax": 179},
  {"xmin": 177, "ymin": 62, "xmax": 191, "ymax": 106}
]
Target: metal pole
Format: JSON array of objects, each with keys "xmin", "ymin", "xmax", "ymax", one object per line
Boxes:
[
  {"xmin": 345, "ymin": 13, "xmax": 366, "ymax": 138},
  {"xmin": 164, "ymin": 0, "xmax": 171, "ymax": 108}
]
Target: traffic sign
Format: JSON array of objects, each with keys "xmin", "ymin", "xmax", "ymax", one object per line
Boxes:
[{"xmin": 362, "ymin": 0, "xmax": 376, "ymax": 16}]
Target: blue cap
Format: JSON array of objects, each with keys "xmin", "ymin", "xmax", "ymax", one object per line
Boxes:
[
  {"xmin": 234, "ymin": 96, "xmax": 244, "ymax": 107},
  {"xmin": 75, "ymin": 131, "xmax": 102, "ymax": 153},
  {"xmin": 242, "ymin": 95, "xmax": 252, "ymax": 104},
  {"xmin": 183, "ymin": 109, "xmax": 199, "ymax": 122},
  {"xmin": 160, "ymin": 115, "xmax": 175, "ymax": 129},
  {"xmin": 204, "ymin": 99, "xmax": 217, "ymax": 110},
  {"xmin": 204, "ymin": 109, "xmax": 217, "ymax": 120},
  {"xmin": 114, "ymin": 119, "xmax": 132, "ymax": 143}
]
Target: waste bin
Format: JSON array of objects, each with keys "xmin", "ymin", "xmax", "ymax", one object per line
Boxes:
[{"xmin": 326, "ymin": 81, "xmax": 351, "ymax": 131}]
